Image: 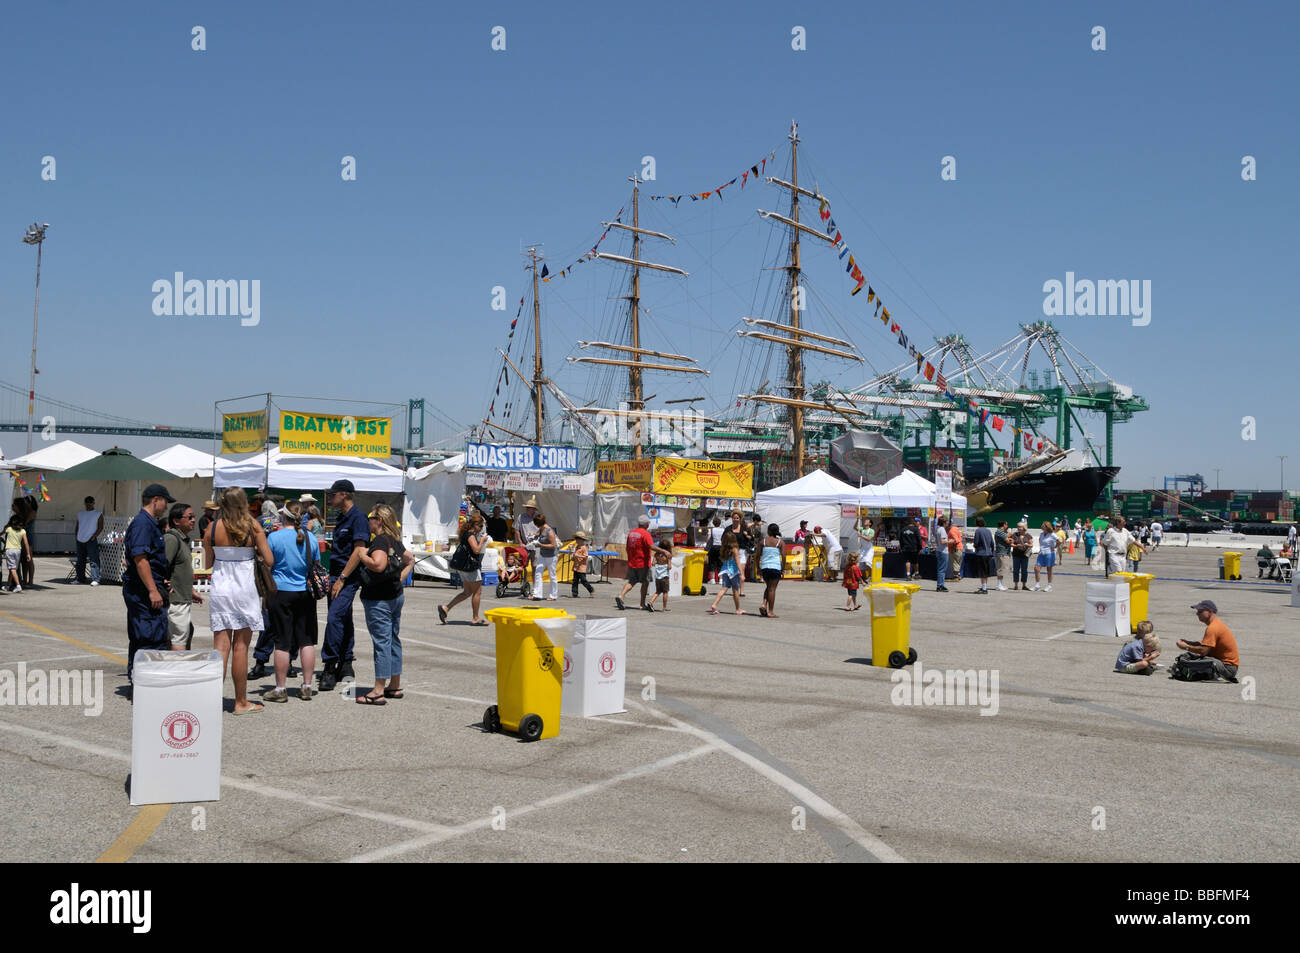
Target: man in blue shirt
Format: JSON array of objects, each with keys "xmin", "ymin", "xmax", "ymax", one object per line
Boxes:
[
  {"xmin": 320, "ymin": 479, "xmax": 369, "ymax": 692},
  {"xmin": 123, "ymin": 484, "xmax": 174, "ymax": 685}
]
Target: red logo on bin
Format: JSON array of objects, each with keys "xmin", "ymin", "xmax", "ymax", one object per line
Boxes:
[
  {"xmin": 598, "ymin": 652, "xmax": 617, "ymax": 677},
  {"xmin": 1094, "ymin": 602, "xmax": 1107, "ymax": 615},
  {"xmin": 1119, "ymin": 603, "xmax": 1128, "ymax": 616},
  {"xmin": 562, "ymin": 653, "xmax": 572, "ymax": 677},
  {"xmin": 161, "ymin": 711, "xmax": 200, "ymax": 749}
]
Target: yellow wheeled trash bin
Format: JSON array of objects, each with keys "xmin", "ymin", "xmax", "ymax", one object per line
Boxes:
[
  {"xmin": 682, "ymin": 550, "xmax": 708, "ymax": 595},
  {"xmin": 482, "ymin": 606, "xmax": 569, "ymax": 742},
  {"xmin": 1112, "ymin": 571, "xmax": 1153, "ymax": 634},
  {"xmin": 867, "ymin": 583, "xmax": 921, "ymax": 668},
  {"xmin": 1222, "ymin": 551, "xmax": 1242, "ymax": 581},
  {"xmin": 872, "ymin": 549, "xmax": 885, "ymax": 583}
]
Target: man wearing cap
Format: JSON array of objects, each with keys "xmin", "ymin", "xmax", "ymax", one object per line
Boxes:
[
  {"xmin": 1177, "ymin": 601, "xmax": 1240, "ymax": 682},
  {"xmin": 616, "ymin": 515, "xmax": 671, "ymax": 612},
  {"xmin": 320, "ymin": 479, "xmax": 369, "ymax": 692},
  {"xmin": 73, "ymin": 496, "xmax": 103, "ymax": 586},
  {"xmin": 123, "ymin": 484, "xmax": 175, "ymax": 684}
]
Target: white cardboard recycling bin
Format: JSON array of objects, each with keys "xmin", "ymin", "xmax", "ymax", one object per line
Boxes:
[
  {"xmin": 668, "ymin": 554, "xmax": 685, "ymax": 598},
  {"xmin": 1291, "ymin": 572, "xmax": 1300, "ymax": 608},
  {"xmin": 130, "ymin": 649, "xmax": 224, "ymax": 805},
  {"xmin": 539, "ymin": 615, "xmax": 628, "ymax": 717},
  {"xmin": 1084, "ymin": 581, "xmax": 1131, "ymax": 637}
]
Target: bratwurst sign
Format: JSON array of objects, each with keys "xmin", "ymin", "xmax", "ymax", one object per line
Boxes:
[
  {"xmin": 279, "ymin": 411, "xmax": 392, "ymax": 459},
  {"xmin": 466, "ymin": 443, "xmax": 580, "ymax": 472}
]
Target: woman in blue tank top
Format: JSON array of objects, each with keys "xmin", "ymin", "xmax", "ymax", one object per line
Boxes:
[{"xmin": 758, "ymin": 523, "xmax": 784, "ymax": 618}]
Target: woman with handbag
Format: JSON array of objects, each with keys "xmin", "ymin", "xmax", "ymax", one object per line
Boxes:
[
  {"xmin": 531, "ymin": 512, "xmax": 560, "ymax": 601},
  {"xmin": 203, "ymin": 488, "xmax": 273, "ymax": 715},
  {"xmin": 263, "ymin": 501, "xmax": 319, "ymax": 702},
  {"xmin": 356, "ymin": 504, "xmax": 413, "ymax": 704},
  {"xmin": 439, "ymin": 513, "xmax": 488, "ymax": 626}
]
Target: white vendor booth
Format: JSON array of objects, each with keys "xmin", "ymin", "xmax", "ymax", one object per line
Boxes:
[
  {"xmin": 755, "ymin": 469, "xmax": 857, "ymax": 543},
  {"xmin": 213, "ymin": 447, "xmax": 405, "ymax": 495}
]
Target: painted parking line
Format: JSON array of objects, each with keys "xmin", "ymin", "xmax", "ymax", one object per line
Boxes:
[
  {"xmin": 95, "ymin": 805, "xmax": 172, "ymax": 863},
  {"xmin": 0, "ymin": 611, "xmax": 127, "ymax": 665},
  {"xmin": 0, "ymin": 653, "xmax": 100, "ymax": 666},
  {"xmin": 347, "ymin": 744, "xmax": 719, "ymax": 863},
  {"xmin": 1039, "ymin": 628, "xmax": 1081, "ymax": 641}
]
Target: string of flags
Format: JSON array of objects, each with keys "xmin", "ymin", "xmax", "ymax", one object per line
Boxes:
[
  {"xmin": 647, "ymin": 149, "xmax": 779, "ymax": 205},
  {"xmin": 12, "ymin": 473, "xmax": 50, "ymax": 501},
  {"xmin": 542, "ymin": 205, "xmax": 625, "ymax": 282},
  {"xmin": 815, "ymin": 195, "xmax": 1050, "ymax": 453}
]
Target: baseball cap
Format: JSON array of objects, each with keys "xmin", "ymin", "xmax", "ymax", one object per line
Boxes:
[
  {"xmin": 1191, "ymin": 600, "xmax": 1218, "ymax": 613},
  {"xmin": 143, "ymin": 483, "xmax": 175, "ymax": 503},
  {"xmin": 327, "ymin": 479, "xmax": 355, "ymax": 495}
]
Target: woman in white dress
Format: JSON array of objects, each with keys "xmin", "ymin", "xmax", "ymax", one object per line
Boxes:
[{"xmin": 204, "ymin": 488, "xmax": 273, "ymax": 714}]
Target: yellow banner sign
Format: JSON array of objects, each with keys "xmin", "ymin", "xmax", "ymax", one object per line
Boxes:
[
  {"xmin": 652, "ymin": 457, "xmax": 753, "ymax": 499},
  {"xmin": 278, "ymin": 411, "xmax": 392, "ymax": 459},
  {"xmin": 596, "ymin": 459, "xmax": 654, "ymax": 493},
  {"xmin": 222, "ymin": 411, "xmax": 267, "ymax": 455}
]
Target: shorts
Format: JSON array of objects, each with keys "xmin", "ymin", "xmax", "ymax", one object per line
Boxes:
[
  {"xmin": 1036, "ymin": 551, "xmax": 1056, "ymax": 568},
  {"xmin": 167, "ymin": 602, "xmax": 192, "ymax": 646},
  {"xmin": 736, "ymin": 549, "xmax": 748, "ymax": 566},
  {"xmin": 846, "ymin": 587, "xmax": 858, "ymax": 598},
  {"xmin": 627, "ymin": 566, "xmax": 650, "ymax": 585},
  {"xmin": 4, "ymin": 551, "xmax": 18, "ymax": 571},
  {"xmin": 761, "ymin": 568, "xmax": 782, "ymax": 583},
  {"xmin": 721, "ymin": 572, "xmax": 740, "ymax": 591},
  {"xmin": 655, "ymin": 578, "xmax": 670, "ymax": 594},
  {"xmin": 1120, "ymin": 662, "xmax": 1149, "ymax": 675},
  {"xmin": 268, "ymin": 588, "xmax": 319, "ymax": 652}
]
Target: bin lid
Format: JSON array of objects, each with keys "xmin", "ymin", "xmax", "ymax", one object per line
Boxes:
[
  {"xmin": 133, "ymin": 649, "xmax": 224, "ymax": 687},
  {"xmin": 484, "ymin": 606, "xmax": 572, "ymax": 623},
  {"xmin": 866, "ymin": 583, "xmax": 921, "ymax": 594}
]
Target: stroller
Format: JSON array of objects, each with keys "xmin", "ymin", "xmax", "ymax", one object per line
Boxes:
[{"xmin": 496, "ymin": 545, "xmax": 531, "ymax": 599}]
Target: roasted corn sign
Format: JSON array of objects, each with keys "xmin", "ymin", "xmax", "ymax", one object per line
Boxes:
[
  {"xmin": 652, "ymin": 457, "xmax": 753, "ymax": 499},
  {"xmin": 279, "ymin": 411, "xmax": 392, "ymax": 459},
  {"xmin": 221, "ymin": 411, "xmax": 267, "ymax": 455}
]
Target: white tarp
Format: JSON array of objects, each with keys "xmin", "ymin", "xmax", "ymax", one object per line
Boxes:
[
  {"xmin": 755, "ymin": 469, "xmax": 856, "ymax": 541},
  {"xmin": 593, "ymin": 490, "xmax": 693, "ymax": 548},
  {"xmin": 7, "ymin": 439, "xmax": 99, "ymax": 472},
  {"xmin": 842, "ymin": 469, "xmax": 969, "ymax": 513},
  {"xmin": 530, "ymin": 470, "xmax": 596, "ymax": 542},
  {"xmin": 145, "ymin": 443, "xmax": 216, "ymax": 478},
  {"xmin": 402, "ymin": 453, "xmax": 465, "ymax": 545},
  {"xmin": 214, "ymin": 447, "xmax": 404, "ymax": 493}
]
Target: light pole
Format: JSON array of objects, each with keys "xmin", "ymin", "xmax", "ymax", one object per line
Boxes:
[
  {"xmin": 22, "ymin": 222, "xmax": 49, "ymax": 455},
  {"xmin": 1213, "ymin": 468, "xmax": 1221, "ymax": 490},
  {"xmin": 1280, "ymin": 456, "xmax": 1288, "ymax": 494}
]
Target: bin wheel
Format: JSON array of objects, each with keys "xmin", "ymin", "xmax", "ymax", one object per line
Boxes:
[
  {"xmin": 888, "ymin": 650, "xmax": 907, "ymax": 669},
  {"xmin": 482, "ymin": 705, "xmax": 500, "ymax": 733},
  {"xmin": 907, "ymin": 647, "xmax": 918, "ymax": 665},
  {"xmin": 519, "ymin": 713, "xmax": 544, "ymax": 742}
]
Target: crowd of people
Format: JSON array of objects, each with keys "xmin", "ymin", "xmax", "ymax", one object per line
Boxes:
[{"xmin": 119, "ymin": 479, "xmax": 413, "ymax": 712}]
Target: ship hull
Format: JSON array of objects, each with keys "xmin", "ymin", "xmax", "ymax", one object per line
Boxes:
[{"xmin": 983, "ymin": 466, "xmax": 1120, "ymax": 521}]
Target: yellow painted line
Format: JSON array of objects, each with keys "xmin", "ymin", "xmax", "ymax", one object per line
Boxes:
[
  {"xmin": 94, "ymin": 804, "xmax": 172, "ymax": 863},
  {"xmin": 0, "ymin": 611, "xmax": 170, "ymax": 862},
  {"xmin": 0, "ymin": 611, "xmax": 127, "ymax": 665}
]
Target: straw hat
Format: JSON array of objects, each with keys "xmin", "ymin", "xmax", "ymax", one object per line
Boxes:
[
  {"xmin": 203, "ymin": 500, "xmax": 219, "ymax": 511},
  {"xmin": 523, "ymin": 497, "xmax": 538, "ymax": 508},
  {"xmin": 573, "ymin": 531, "xmax": 588, "ymax": 541},
  {"xmin": 299, "ymin": 493, "xmax": 318, "ymax": 504}
]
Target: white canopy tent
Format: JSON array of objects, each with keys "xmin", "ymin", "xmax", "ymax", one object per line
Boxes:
[
  {"xmin": 7, "ymin": 439, "xmax": 99, "ymax": 472},
  {"xmin": 755, "ymin": 469, "xmax": 857, "ymax": 541},
  {"xmin": 144, "ymin": 443, "xmax": 216, "ymax": 478},
  {"xmin": 213, "ymin": 447, "xmax": 404, "ymax": 493},
  {"xmin": 402, "ymin": 453, "xmax": 466, "ymax": 545},
  {"xmin": 838, "ymin": 470, "xmax": 969, "ymax": 540}
]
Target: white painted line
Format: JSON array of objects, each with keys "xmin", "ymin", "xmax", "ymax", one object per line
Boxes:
[
  {"xmin": 348, "ymin": 744, "xmax": 718, "ymax": 863},
  {"xmin": 628, "ymin": 700, "xmax": 907, "ymax": 863},
  {"xmin": 400, "ymin": 638, "xmax": 495, "ymax": 662},
  {"xmin": 1040, "ymin": 628, "xmax": 1080, "ymax": 641},
  {"xmin": 584, "ymin": 716, "xmax": 693, "ymax": 735},
  {"xmin": 0, "ymin": 720, "xmax": 456, "ymax": 837},
  {"xmin": 0, "ymin": 653, "xmax": 100, "ymax": 666},
  {"xmin": 404, "ymin": 689, "xmax": 492, "ymax": 707}
]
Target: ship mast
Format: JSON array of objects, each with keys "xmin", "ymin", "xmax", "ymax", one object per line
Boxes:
[
  {"xmin": 572, "ymin": 175, "xmax": 700, "ymax": 460},
  {"xmin": 528, "ymin": 245, "xmax": 545, "ymax": 444},
  {"xmin": 788, "ymin": 122, "xmax": 805, "ymax": 476}
]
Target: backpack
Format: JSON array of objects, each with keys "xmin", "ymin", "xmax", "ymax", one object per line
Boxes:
[{"xmin": 1170, "ymin": 653, "xmax": 1219, "ymax": 682}]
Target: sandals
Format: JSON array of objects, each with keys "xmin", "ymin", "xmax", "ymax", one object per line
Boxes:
[
  {"xmin": 470, "ymin": 620, "xmax": 488, "ymax": 626},
  {"xmin": 383, "ymin": 688, "xmax": 404, "ymax": 700},
  {"xmin": 437, "ymin": 605, "xmax": 448, "ymax": 624},
  {"xmin": 707, "ymin": 607, "xmax": 720, "ymax": 615},
  {"xmin": 759, "ymin": 606, "xmax": 768, "ymax": 617},
  {"xmin": 356, "ymin": 692, "xmax": 387, "ymax": 706},
  {"xmin": 232, "ymin": 703, "xmax": 265, "ymax": 715}
]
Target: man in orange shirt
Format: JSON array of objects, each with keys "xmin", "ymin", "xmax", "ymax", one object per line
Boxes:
[
  {"xmin": 947, "ymin": 519, "xmax": 964, "ymax": 583},
  {"xmin": 1176, "ymin": 600, "xmax": 1240, "ymax": 682}
]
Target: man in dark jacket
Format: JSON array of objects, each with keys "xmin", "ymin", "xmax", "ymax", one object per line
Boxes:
[{"xmin": 899, "ymin": 520, "xmax": 922, "ymax": 580}]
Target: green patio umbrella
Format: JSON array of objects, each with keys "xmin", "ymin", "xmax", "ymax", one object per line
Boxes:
[{"xmin": 51, "ymin": 448, "xmax": 180, "ymax": 513}]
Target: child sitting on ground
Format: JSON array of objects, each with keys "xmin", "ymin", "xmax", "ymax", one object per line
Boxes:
[
  {"xmin": 708, "ymin": 540, "xmax": 744, "ymax": 615},
  {"xmin": 842, "ymin": 555, "xmax": 864, "ymax": 610},
  {"xmin": 1114, "ymin": 620, "xmax": 1161, "ymax": 675},
  {"xmin": 651, "ymin": 542, "xmax": 672, "ymax": 611}
]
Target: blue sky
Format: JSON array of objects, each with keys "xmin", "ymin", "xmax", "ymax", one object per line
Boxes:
[{"xmin": 2, "ymin": 1, "xmax": 1296, "ymax": 491}]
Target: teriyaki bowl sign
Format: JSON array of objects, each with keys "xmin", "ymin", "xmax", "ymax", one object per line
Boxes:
[{"xmin": 466, "ymin": 443, "xmax": 580, "ymax": 472}]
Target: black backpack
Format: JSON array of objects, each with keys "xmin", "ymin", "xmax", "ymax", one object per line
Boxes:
[{"xmin": 1170, "ymin": 653, "xmax": 1219, "ymax": 682}]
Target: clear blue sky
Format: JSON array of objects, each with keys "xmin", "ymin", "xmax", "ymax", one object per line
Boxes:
[{"xmin": 2, "ymin": 1, "xmax": 1296, "ymax": 491}]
